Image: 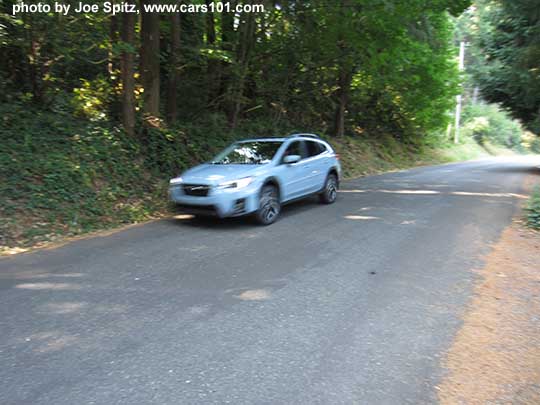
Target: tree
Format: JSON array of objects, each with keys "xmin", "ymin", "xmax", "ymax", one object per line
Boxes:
[
  {"xmin": 204, "ymin": 0, "xmax": 220, "ymax": 106},
  {"xmin": 466, "ymin": 0, "xmax": 540, "ymax": 133},
  {"xmin": 227, "ymin": 9, "xmax": 256, "ymax": 128},
  {"xmin": 167, "ymin": 13, "xmax": 181, "ymax": 124},
  {"xmin": 120, "ymin": 12, "xmax": 136, "ymax": 137},
  {"xmin": 140, "ymin": 0, "xmax": 161, "ymax": 122},
  {"xmin": 0, "ymin": 0, "xmax": 473, "ymax": 141}
]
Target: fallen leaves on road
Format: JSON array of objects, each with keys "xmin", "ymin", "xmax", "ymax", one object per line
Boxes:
[{"xmin": 437, "ymin": 218, "xmax": 540, "ymax": 404}]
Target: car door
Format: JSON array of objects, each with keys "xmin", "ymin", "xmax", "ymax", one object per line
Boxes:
[
  {"xmin": 277, "ymin": 140, "xmax": 311, "ymax": 201},
  {"xmin": 304, "ymin": 140, "xmax": 328, "ymax": 192}
]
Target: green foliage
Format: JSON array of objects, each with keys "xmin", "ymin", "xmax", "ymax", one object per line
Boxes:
[
  {"xmin": 244, "ymin": 0, "xmax": 468, "ymax": 139},
  {"xmin": 458, "ymin": 0, "xmax": 540, "ymax": 134},
  {"xmin": 462, "ymin": 103, "xmax": 526, "ymax": 151},
  {"xmin": 1, "ymin": 0, "xmax": 472, "ymax": 139},
  {"xmin": 0, "ymin": 102, "xmax": 166, "ymax": 248},
  {"xmin": 529, "ymin": 138, "xmax": 540, "ymax": 154},
  {"xmin": 525, "ymin": 187, "xmax": 540, "ymax": 230},
  {"xmin": 434, "ymin": 135, "xmax": 490, "ymax": 161},
  {"xmin": 72, "ymin": 76, "xmax": 116, "ymax": 120}
]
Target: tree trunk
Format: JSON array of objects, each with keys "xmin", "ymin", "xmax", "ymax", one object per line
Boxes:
[
  {"xmin": 229, "ymin": 10, "xmax": 255, "ymax": 128},
  {"xmin": 109, "ymin": 5, "xmax": 121, "ymax": 121},
  {"xmin": 140, "ymin": 0, "xmax": 161, "ymax": 123},
  {"xmin": 333, "ymin": 0, "xmax": 353, "ymax": 137},
  {"xmin": 218, "ymin": 3, "xmax": 237, "ymax": 107},
  {"xmin": 205, "ymin": 0, "xmax": 216, "ymax": 45},
  {"xmin": 108, "ymin": 0, "xmax": 118, "ymax": 76},
  {"xmin": 25, "ymin": 14, "xmax": 44, "ymax": 103},
  {"xmin": 167, "ymin": 13, "xmax": 181, "ymax": 124},
  {"xmin": 334, "ymin": 68, "xmax": 352, "ymax": 137},
  {"xmin": 205, "ymin": 0, "xmax": 220, "ymax": 106},
  {"xmin": 120, "ymin": 12, "xmax": 136, "ymax": 137},
  {"xmin": 221, "ymin": 2, "xmax": 236, "ymax": 49}
]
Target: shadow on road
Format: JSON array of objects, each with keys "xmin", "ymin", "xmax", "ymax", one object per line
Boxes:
[
  {"xmin": 167, "ymin": 196, "xmax": 322, "ymax": 229},
  {"xmin": 487, "ymin": 165, "xmax": 540, "ymax": 175}
]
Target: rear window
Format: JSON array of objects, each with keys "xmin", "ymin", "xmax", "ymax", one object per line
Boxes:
[{"xmin": 306, "ymin": 141, "xmax": 326, "ymax": 157}]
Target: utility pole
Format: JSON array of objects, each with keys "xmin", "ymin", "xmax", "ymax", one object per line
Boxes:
[
  {"xmin": 454, "ymin": 41, "xmax": 466, "ymax": 144},
  {"xmin": 472, "ymin": 86, "xmax": 479, "ymax": 105}
]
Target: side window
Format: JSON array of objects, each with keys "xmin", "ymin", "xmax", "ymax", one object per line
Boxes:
[
  {"xmin": 306, "ymin": 141, "xmax": 325, "ymax": 157},
  {"xmin": 282, "ymin": 141, "xmax": 304, "ymax": 161}
]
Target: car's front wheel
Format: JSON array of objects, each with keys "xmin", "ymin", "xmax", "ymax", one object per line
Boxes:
[
  {"xmin": 319, "ymin": 173, "xmax": 338, "ymax": 204},
  {"xmin": 255, "ymin": 184, "xmax": 281, "ymax": 225}
]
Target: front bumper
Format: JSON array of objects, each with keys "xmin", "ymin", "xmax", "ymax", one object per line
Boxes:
[{"xmin": 169, "ymin": 184, "xmax": 259, "ymax": 218}]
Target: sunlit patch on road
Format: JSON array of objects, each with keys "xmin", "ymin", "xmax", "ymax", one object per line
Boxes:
[
  {"xmin": 21, "ymin": 331, "xmax": 79, "ymax": 353},
  {"xmin": 188, "ymin": 305, "xmax": 210, "ymax": 315},
  {"xmin": 344, "ymin": 215, "xmax": 381, "ymax": 220},
  {"xmin": 400, "ymin": 220, "xmax": 417, "ymax": 225},
  {"xmin": 7, "ymin": 272, "xmax": 84, "ymax": 280},
  {"xmin": 15, "ymin": 282, "xmax": 82, "ymax": 291},
  {"xmin": 43, "ymin": 302, "xmax": 86, "ymax": 314},
  {"xmin": 389, "ymin": 190, "xmax": 441, "ymax": 194},
  {"xmin": 36, "ymin": 335, "xmax": 78, "ymax": 353},
  {"xmin": 450, "ymin": 191, "xmax": 527, "ymax": 199},
  {"xmin": 173, "ymin": 214, "xmax": 195, "ymax": 220},
  {"xmin": 340, "ymin": 189, "xmax": 441, "ymax": 195},
  {"xmin": 0, "ymin": 269, "xmax": 84, "ymax": 280},
  {"xmin": 235, "ymin": 289, "xmax": 271, "ymax": 301}
]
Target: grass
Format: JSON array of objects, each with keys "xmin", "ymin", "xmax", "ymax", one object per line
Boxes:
[
  {"xmin": 525, "ymin": 186, "xmax": 540, "ymax": 230},
  {"xmin": 429, "ymin": 137, "xmax": 490, "ymax": 162},
  {"xmin": 0, "ymin": 102, "xmax": 516, "ymax": 254}
]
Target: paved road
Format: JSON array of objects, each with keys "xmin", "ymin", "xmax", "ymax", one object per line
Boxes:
[{"xmin": 1, "ymin": 157, "xmax": 539, "ymax": 404}]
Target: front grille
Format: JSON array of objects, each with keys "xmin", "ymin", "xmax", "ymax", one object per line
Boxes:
[{"xmin": 183, "ymin": 184, "xmax": 211, "ymax": 197}]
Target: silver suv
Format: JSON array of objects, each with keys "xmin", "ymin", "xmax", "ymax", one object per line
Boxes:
[{"xmin": 169, "ymin": 134, "xmax": 341, "ymax": 224}]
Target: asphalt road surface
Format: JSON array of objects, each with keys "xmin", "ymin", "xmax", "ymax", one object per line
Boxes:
[{"xmin": 1, "ymin": 156, "xmax": 539, "ymax": 405}]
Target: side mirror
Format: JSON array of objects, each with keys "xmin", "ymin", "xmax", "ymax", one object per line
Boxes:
[{"xmin": 283, "ymin": 154, "xmax": 301, "ymax": 164}]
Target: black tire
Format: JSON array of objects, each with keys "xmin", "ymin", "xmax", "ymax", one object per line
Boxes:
[
  {"xmin": 319, "ymin": 173, "xmax": 338, "ymax": 204},
  {"xmin": 255, "ymin": 184, "xmax": 281, "ymax": 225}
]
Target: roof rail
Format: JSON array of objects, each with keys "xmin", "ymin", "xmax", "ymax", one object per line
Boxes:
[{"xmin": 287, "ymin": 133, "xmax": 321, "ymax": 139}]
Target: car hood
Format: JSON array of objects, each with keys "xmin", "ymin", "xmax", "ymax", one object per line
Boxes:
[{"xmin": 179, "ymin": 164, "xmax": 266, "ymax": 185}]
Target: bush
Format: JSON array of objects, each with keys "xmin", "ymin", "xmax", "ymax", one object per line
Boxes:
[
  {"xmin": 462, "ymin": 103, "xmax": 526, "ymax": 151},
  {"xmin": 525, "ymin": 187, "xmax": 540, "ymax": 230},
  {"xmin": 0, "ymin": 101, "xmax": 166, "ymax": 248}
]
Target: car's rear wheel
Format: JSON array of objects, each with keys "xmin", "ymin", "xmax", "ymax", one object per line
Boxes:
[
  {"xmin": 256, "ymin": 184, "xmax": 281, "ymax": 225},
  {"xmin": 319, "ymin": 173, "xmax": 338, "ymax": 204}
]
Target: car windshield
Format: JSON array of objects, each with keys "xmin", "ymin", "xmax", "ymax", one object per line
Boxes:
[{"xmin": 211, "ymin": 141, "xmax": 283, "ymax": 165}]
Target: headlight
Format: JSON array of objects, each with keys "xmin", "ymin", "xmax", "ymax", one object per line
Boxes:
[
  {"xmin": 169, "ymin": 177, "xmax": 183, "ymax": 185},
  {"xmin": 217, "ymin": 177, "xmax": 253, "ymax": 190}
]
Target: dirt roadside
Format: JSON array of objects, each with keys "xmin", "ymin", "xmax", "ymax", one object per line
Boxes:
[{"xmin": 437, "ymin": 176, "xmax": 540, "ymax": 404}]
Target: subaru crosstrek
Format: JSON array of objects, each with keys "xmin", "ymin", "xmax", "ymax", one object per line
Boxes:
[{"xmin": 169, "ymin": 134, "xmax": 341, "ymax": 225}]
